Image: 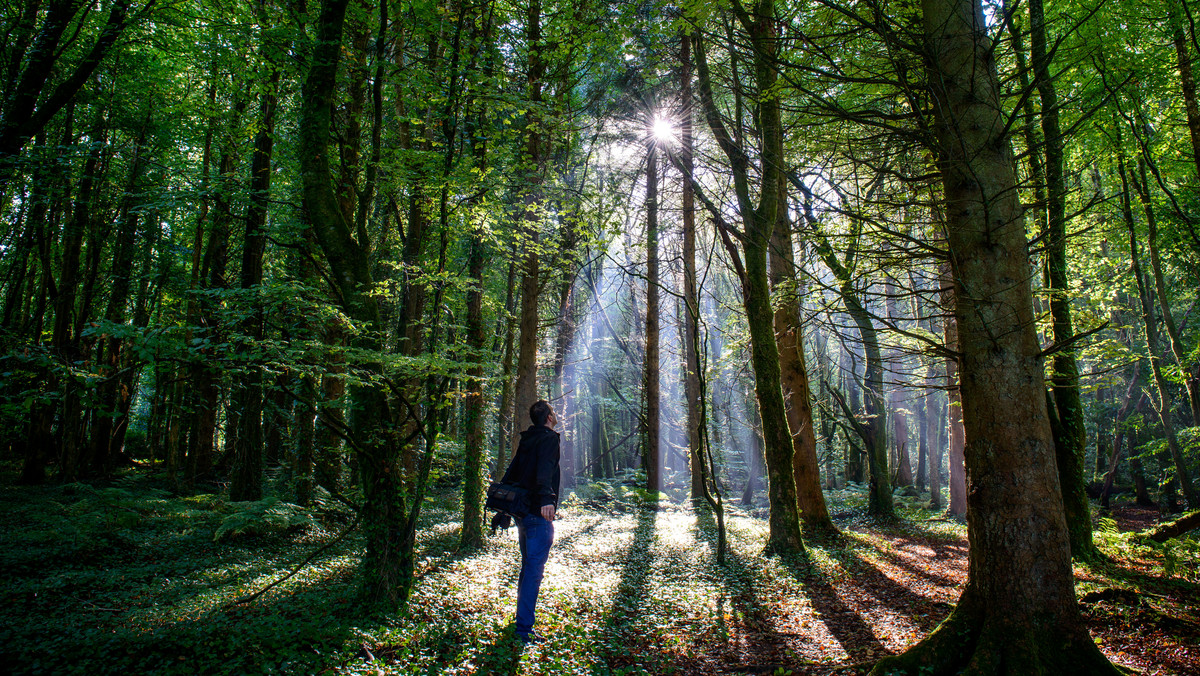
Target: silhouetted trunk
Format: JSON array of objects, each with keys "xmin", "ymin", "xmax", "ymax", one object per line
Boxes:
[
  {"xmin": 644, "ymin": 142, "xmax": 660, "ymax": 494},
  {"xmin": 1120, "ymin": 153, "xmax": 1198, "ymax": 509},
  {"xmin": 90, "ymin": 120, "xmax": 150, "ymax": 474},
  {"xmin": 0, "ymin": 0, "xmax": 133, "ymax": 186},
  {"xmin": 940, "ymin": 263, "xmax": 966, "ymax": 517},
  {"xmin": 1101, "ymin": 364, "xmax": 1142, "ymax": 508},
  {"xmin": 493, "ymin": 256, "xmax": 519, "ymax": 476},
  {"xmin": 885, "ymin": 277, "xmax": 912, "ymax": 489},
  {"xmin": 681, "ymin": 31, "xmax": 703, "ymax": 505},
  {"xmin": 230, "ymin": 62, "xmax": 278, "ymax": 501},
  {"xmin": 54, "ymin": 110, "xmax": 101, "ymax": 482}
]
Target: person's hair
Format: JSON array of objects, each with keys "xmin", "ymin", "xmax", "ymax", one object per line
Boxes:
[{"xmin": 530, "ymin": 400, "xmax": 553, "ymax": 427}]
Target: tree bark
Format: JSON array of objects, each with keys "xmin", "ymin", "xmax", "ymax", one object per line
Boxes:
[
  {"xmin": 1029, "ymin": 0, "xmax": 1098, "ymax": 560},
  {"xmin": 694, "ymin": 10, "xmax": 805, "ymax": 555},
  {"xmin": 873, "ymin": 0, "xmax": 1119, "ymax": 671},
  {"xmin": 770, "ymin": 204, "xmax": 835, "ymax": 534},
  {"xmin": 644, "ymin": 142, "xmax": 661, "ymax": 494},
  {"xmin": 680, "ymin": 31, "xmax": 704, "ymax": 506},
  {"xmin": 509, "ymin": 0, "xmax": 545, "ymax": 458}
]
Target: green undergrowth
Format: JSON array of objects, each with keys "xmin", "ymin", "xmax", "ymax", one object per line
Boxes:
[{"xmin": 0, "ymin": 469, "xmax": 1191, "ymax": 675}]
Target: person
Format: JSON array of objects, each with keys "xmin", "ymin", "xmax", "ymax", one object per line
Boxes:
[{"xmin": 501, "ymin": 399, "xmax": 560, "ymax": 644}]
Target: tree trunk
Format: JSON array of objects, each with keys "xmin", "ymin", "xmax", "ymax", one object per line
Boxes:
[
  {"xmin": 49, "ymin": 111, "xmax": 99, "ymax": 482},
  {"xmin": 940, "ymin": 262, "xmax": 967, "ymax": 517},
  {"xmin": 770, "ymin": 204, "xmax": 835, "ymax": 534},
  {"xmin": 644, "ymin": 142, "xmax": 660, "ymax": 494},
  {"xmin": 885, "ymin": 277, "xmax": 912, "ymax": 489},
  {"xmin": 89, "ymin": 122, "xmax": 149, "ymax": 475},
  {"xmin": 493, "ymin": 256, "xmax": 519, "ymax": 476},
  {"xmin": 299, "ymin": 0, "xmax": 407, "ymax": 607},
  {"xmin": 873, "ymin": 0, "xmax": 1119, "ymax": 671},
  {"xmin": 681, "ymin": 31, "xmax": 704, "ymax": 506},
  {"xmin": 509, "ymin": 0, "xmax": 545, "ymax": 458},
  {"xmin": 459, "ymin": 41, "xmax": 495, "ymax": 548},
  {"xmin": 1143, "ymin": 509, "xmax": 1200, "ymax": 542},
  {"xmin": 230, "ymin": 60, "xmax": 279, "ymax": 502},
  {"xmin": 694, "ymin": 13, "xmax": 804, "ymax": 555},
  {"xmin": 1101, "ymin": 363, "xmax": 1142, "ymax": 508},
  {"xmin": 1029, "ymin": 0, "xmax": 1098, "ymax": 559},
  {"xmin": 1120, "ymin": 153, "xmax": 1198, "ymax": 509},
  {"xmin": 1170, "ymin": 0, "xmax": 1200, "ymax": 181}
]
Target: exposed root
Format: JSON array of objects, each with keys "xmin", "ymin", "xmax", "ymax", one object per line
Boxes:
[{"xmin": 868, "ymin": 591, "xmax": 1125, "ymax": 676}]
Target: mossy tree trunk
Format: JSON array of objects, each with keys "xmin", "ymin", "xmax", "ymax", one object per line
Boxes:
[
  {"xmin": 1029, "ymin": 0, "xmax": 1099, "ymax": 561},
  {"xmin": 693, "ymin": 4, "xmax": 805, "ymax": 555},
  {"xmin": 809, "ymin": 228, "xmax": 893, "ymax": 518},
  {"xmin": 872, "ymin": 0, "xmax": 1120, "ymax": 671},
  {"xmin": 770, "ymin": 205, "xmax": 835, "ymax": 535},
  {"xmin": 299, "ymin": 0, "xmax": 410, "ymax": 607},
  {"xmin": 459, "ymin": 20, "xmax": 496, "ymax": 550}
]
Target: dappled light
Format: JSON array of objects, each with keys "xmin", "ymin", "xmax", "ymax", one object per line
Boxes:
[
  {"xmin": 1, "ymin": 0, "xmax": 1199, "ymax": 673},
  {"xmin": 3, "ymin": 473, "xmax": 1195, "ymax": 674}
]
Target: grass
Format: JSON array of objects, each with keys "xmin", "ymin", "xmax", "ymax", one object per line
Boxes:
[{"xmin": 0, "ymin": 471, "xmax": 1195, "ymax": 675}]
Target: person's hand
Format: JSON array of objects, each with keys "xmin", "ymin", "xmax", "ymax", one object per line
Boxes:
[{"xmin": 541, "ymin": 504, "xmax": 555, "ymax": 521}]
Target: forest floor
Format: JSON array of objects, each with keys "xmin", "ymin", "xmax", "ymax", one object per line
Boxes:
[{"xmin": 1, "ymin": 468, "xmax": 1197, "ymax": 676}]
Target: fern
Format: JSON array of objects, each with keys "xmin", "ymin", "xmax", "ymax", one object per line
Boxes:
[{"xmin": 213, "ymin": 497, "xmax": 316, "ymax": 542}]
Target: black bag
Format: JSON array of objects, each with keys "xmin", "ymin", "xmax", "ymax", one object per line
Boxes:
[{"xmin": 485, "ymin": 481, "xmax": 530, "ymax": 518}]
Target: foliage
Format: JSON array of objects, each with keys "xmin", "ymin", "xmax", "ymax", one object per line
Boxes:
[
  {"xmin": 213, "ymin": 496, "xmax": 318, "ymax": 542},
  {"xmin": 2, "ymin": 469, "xmax": 1196, "ymax": 675}
]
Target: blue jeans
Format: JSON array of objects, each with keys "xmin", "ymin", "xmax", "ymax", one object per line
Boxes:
[{"xmin": 515, "ymin": 512, "xmax": 554, "ymax": 636}]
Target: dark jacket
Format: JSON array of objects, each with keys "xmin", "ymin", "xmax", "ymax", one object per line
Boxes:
[{"xmin": 502, "ymin": 424, "xmax": 560, "ymax": 510}]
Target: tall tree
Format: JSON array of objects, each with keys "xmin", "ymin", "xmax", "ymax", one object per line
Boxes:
[
  {"xmin": 691, "ymin": 4, "xmax": 805, "ymax": 555},
  {"xmin": 680, "ymin": 31, "xmax": 704, "ymax": 506},
  {"xmin": 1028, "ymin": 0, "xmax": 1098, "ymax": 560},
  {"xmin": 872, "ymin": 0, "xmax": 1120, "ymax": 670},
  {"xmin": 644, "ymin": 136, "xmax": 661, "ymax": 494},
  {"xmin": 510, "ymin": 0, "xmax": 547, "ymax": 456},
  {"xmin": 770, "ymin": 198, "xmax": 836, "ymax": 534}
]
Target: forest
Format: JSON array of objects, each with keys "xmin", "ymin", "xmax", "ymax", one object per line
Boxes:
[{"xmin": 1, "ymin": 0, "xmax": 1198, "ymax": 673}]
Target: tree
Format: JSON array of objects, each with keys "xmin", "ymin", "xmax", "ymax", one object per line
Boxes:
[
  {"xmin": 872, "ymin": 0, "xmax": 1120, "ymax": 671},
  {"xmin": 644, "ymin": 134, "xmax": 661, "ymax": 494},
  {"xmin": 691, "ymin": 4, "xmax": 805, "ymax": 556},
  {"xmin": 1027, "ymin": 0, "xmax": 1099, "ymax": 560}
]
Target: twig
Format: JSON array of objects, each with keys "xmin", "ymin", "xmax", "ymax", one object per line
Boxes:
[{"xmin": 224, "ymin": 513, "xmax": 361, "ymax": 607}]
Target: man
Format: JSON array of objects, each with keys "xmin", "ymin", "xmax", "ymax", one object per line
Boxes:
[{"xmin": 501, "ymin": 399, "xmax": 560, "ymax": 645}]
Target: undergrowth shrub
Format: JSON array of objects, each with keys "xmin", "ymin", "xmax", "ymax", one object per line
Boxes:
[
  {"xmin": 214, "ymin": 496, "xmax": 316, "ymax": 541},
  {"xmin": 1094, "ymin": 516, "xmax": 1200, "ymax": 582}
]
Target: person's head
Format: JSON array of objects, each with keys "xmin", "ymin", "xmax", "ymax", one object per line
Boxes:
[{"xmin": 530, "ymin": 400, "xmax": 555, "ymax": 428}]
